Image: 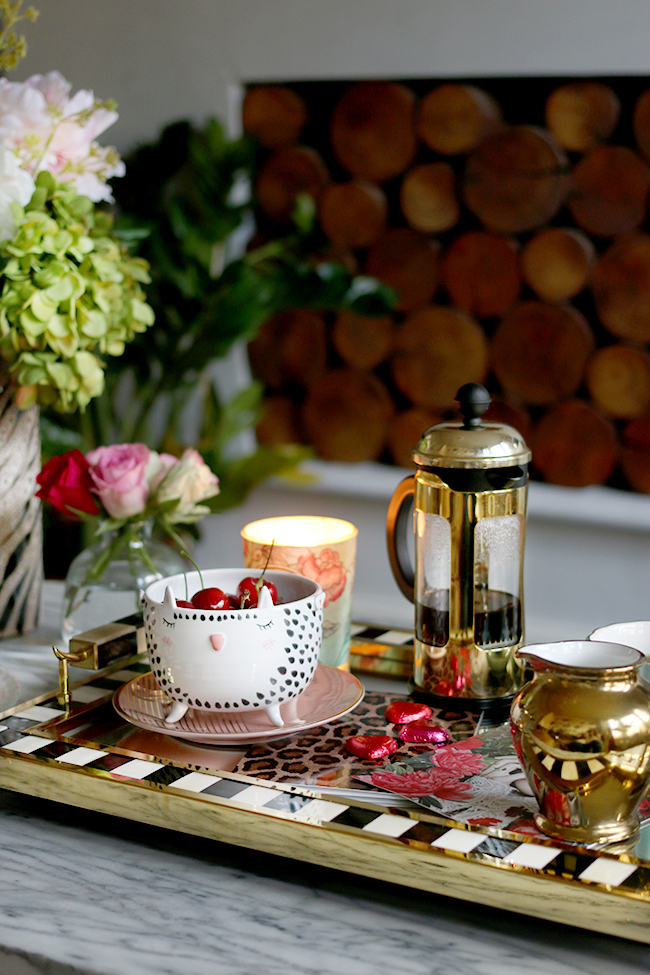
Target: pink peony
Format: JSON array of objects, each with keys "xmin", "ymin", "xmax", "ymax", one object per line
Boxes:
[
  {"xmin": 431, "ymin": 746, "xmax": 485, "ymax": 777},
  {"xmin": 86, "ymin": 443, "xmax": 151, "ymax": 519},
  {"xmin": 370, "ymin": 767, "xmax": 473, "ymax": 800},
  {"xmin": 0, "ymin": 71, "xmax": 124, "ymax": 202},
  {"xmin": 296, "ymin": 548, "xmax": 346, "ymax": 607}
]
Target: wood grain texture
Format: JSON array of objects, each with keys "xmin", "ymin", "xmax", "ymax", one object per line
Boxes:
[
  {"xmin": 492, "ymin": 302, "xmax": 595, "ymax": 405},
  {"xmin": 532, "ymin": 399, "xmax": 618, "ymax": 487},
  {"xmin": 400, "ymin": 162, "xmax": 460, "ymax": 233},
  {"xmin": 545, "ymin": 82, "xmax": 621, "ymax": 152},
  {"xmin": 569, "ymin": 145, "xmax": 650, "ymax": 237},
  {"xmin": 521, "ymin": 227, "xmax": 595, "ymax": 302},
  {"xmin": 330, "ymin": 81, "xmax": 417, "ymax": 182},
  {"xmin": 592, "ymin": 234, "xmax": 650, "ymax": 342},
  {"xmin": 256, "ymin": 146, "xmax": 330, "ymax": 223},
  {"xmin": 586, "ymin": 345, "xmax": 650, "ymax": 418},
  {"xmin": 319, "ymin": 181, "xmax": 387, "ymax": 249},
  {"xmin": 463, "ymin": 126, "xmax": 569, "ymax": 234},
  {"xmin": 242, "ymin": 85, "xmax": 307, "ymax": 148},
  {"xmin": 417, "ymin": 83, "xmax": 501, "ymax": 155},
  {"xmin": 441, "ymin": 230, "xmax": 521, "ymax": 318},
  {"xmin": 391, "ymin": 306, "xmax": 488, "ymax": 409},
  {"xmin": 365, "ymin": 227, "xmax": 439, "ymax": 313},
  {"xmin": 301, "ymin": 369, "xmax": 394, "ymax": 462}
]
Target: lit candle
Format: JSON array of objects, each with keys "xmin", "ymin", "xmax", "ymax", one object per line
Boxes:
[{"xmin": 241, "ymin": 516, "xmax": 357, "ymax": 669}]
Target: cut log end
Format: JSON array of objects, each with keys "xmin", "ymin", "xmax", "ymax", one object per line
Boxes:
[
  {"xmin": 545, "ymin": 82, "xmax": 621, "ymax": 152},
  {"xmin": 391, "ymin": 306, "xmax": 488, "ymax": 409},
  {"xmin": 417, "ymin": 83, "xmax": 501, "ymax": 155},
  {"xmin": 330, "ymin": 81, "xmax": 417, "ymax": 182},
  {"xmin": 365, "ymin": 228, "xmax": 440, "ymax": 313},
  {"xmin": 248, "ymin": 309, "xmax": 328, "ymax": 390},
  {"xmin": 242, "ymin": 85, "xmax": 308, "ymax": 148},
  {"xmin": 592, "ymin": 234, "xmax": 650, "ymax": 342},
  {"xmin": 332, "ymin": 310, "xmax": 393, "ymax": 371},
  {"xmin": 492, "ymin": 301, "xmax": 595, "ymax": 406},
  {"xmin": 463, "ymin": 125, "xmax": 569, "ymax": 234},
  {"xmin": 521, "ymin": 227, "xmax": 595, "ymax": 302},
  {"xmin": 319, "ymin": 181, "xmax": 387, "ymax": 250},
  {"xmin": 532, "ymin": 400, "xmax": 618, "ymax": 487},
  {"xmin": 256, "ymin": 396, "xmax": 303, "ymax": 445},
  {"xmin": 569, "ymin": 145, "xmax": 650, "ymax": 238},
  {"xmin": 441, "ymin": 230, "xmax": 521, "ymax": 318},
  {"xmin": 301, "ymin": 369, "xmax": 394, "ymax": 462},
  {"xmin": 256, "ymin": 146, "xmax": 330, "ymax": 223},
  {"xmin": 400, "ymin": 163, "xmax": 460, "ymax": 234},
  {"xmin": 388, "ymin": 408, "xmax": 444, "ymax": 468},
  {"xmin": 586, "ymin": 344, "xmax": 650, "ymax": 418},
  {"xmin": 621, "ymin": 417, "xmax": 650, "ymax": 493}
]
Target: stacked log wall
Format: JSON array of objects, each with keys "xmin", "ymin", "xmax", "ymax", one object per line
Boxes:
[{"xmin": 244, "ymin": 76, "xmax": 650, "ymax": 492}]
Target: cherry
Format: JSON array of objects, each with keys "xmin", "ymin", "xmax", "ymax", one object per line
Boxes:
[
  {"xmin": 237, "ymin": 576, "xmax": 279, "ymax": 608},
  {"xmin": 191, "ymin": 587, "xmax": 230, "ymax": 610},
  {"xmin": 176, "ymin": 599, "xmax": 195, "ymax": 608},
  {"xmin": 226, "ymin": 593, "xmax": 240, "ymax": 609}
]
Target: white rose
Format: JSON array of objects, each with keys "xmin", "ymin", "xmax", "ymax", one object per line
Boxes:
[
  {"xmin": 155, "ymin": 449, "xmax": 219, "ymax": 524},
  {"xmin": 0, "ymin": 147, "xmax": 34, "ymax": 242}
]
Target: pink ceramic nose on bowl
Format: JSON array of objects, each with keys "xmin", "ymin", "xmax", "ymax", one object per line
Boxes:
[{"xmin": 142, "ymin": 568, "xmax": 325, "ymax": 728}]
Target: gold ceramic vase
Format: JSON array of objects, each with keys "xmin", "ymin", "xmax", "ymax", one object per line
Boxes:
[{"xmin": 511, "ymin": 640, "xmax": 650, "ymax": 845}]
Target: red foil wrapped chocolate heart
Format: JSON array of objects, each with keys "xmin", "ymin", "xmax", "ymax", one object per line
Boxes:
[
  {"xmin": 344, "ymin": 735, "xmax": 399, "ymax": 760},
  {"xmin": 397, "ymin": 721, "xmax": 452, "ymax": 745},
  {"xmin": 385, "ymin": 700, "xmax": 433, "ymax": 725}
]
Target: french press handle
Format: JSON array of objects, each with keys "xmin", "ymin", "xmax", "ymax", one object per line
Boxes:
[{"xmin": 386, "ymin": 475, "xmax": 415, "ymax": 604}]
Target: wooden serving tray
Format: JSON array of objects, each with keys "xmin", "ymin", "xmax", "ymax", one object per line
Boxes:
[{"xmin": 1, "ymin": 627, "xmax": 650, "ymax": 945}]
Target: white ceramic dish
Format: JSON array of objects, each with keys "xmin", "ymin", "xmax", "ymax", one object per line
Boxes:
[
  {"xmin": 143, "ymin": 568, "xmax": 325, "ymax": 728},
  {"xmin": 588, "ymin": 621, "xmax": 650, "ymax": 682},
  {"xmin": 113, "ymin": 664, "xmax": 364, "ymax": 745}
]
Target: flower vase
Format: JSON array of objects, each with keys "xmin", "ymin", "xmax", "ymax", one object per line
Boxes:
[
  {"xmin": 0, "ymin": 386, "xmax": 43, "ymax": 638},
  {"xmin": 61, "ymin": 519, "xmax": 185, "ymax": 647}
]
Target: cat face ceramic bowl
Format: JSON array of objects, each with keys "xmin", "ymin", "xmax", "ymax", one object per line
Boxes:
[{"xmin": 142, "ymin": 569, "xmax": 324, "ymax": 728}]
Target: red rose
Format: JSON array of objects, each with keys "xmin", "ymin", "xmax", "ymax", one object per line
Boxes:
[
  {"xmin": 371, "ymin": 767, "xmax": 473, "ymax": 800},
  {"xmin": 36, "ymin": 449, "xmax": 99, "ymax": 517}
]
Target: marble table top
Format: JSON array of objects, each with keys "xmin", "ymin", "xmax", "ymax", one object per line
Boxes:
[{"xmin": 0, "ymin": 585, "xmax": 648, "ymax": 975}]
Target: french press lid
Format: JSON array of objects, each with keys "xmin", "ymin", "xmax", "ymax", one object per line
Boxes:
[{"xmin": 412, "ymin": 384, "xmax": 532, "ymax": 470}]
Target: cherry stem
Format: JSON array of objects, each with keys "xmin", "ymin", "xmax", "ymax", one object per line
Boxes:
[
  {"xmin": 256, "ymin": 539, "xmax": 275, "ymax": 594},
  {"xmin": 180, "ymin": 550, "xmax": 204, "ymax": 591}
]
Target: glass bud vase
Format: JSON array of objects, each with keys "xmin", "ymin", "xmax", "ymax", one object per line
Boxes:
[{"xmin": 61, "ymin": 519, "xmax": 185, "ymax": 648}]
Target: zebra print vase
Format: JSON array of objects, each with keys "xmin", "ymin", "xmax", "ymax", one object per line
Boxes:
[{"xmin": 0, "ymin": 388, "xmax": 42, "ymax": 637}]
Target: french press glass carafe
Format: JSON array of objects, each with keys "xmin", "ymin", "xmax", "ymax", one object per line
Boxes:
[{"xmin": 386, "ymin": 384, "xmax": 532, "ymax": 720}]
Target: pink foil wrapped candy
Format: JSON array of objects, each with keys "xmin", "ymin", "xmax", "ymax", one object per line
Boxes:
[{"xmin": 398, "ymin": 721, "xmax": 452, "ymax": 745}]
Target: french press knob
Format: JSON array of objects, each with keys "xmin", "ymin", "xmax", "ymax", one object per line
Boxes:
[{"xmin": 386, "ymin": 384, "xmax": 532, "ymax": 720}]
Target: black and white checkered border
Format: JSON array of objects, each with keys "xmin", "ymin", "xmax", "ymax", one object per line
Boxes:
[
  {"xmin": 350, "ymin": 623, "xmax": 413, "ymax": 647},
  {"xmin": 1, "ymin": 690, "xmax": 647, "ymax": 896}
]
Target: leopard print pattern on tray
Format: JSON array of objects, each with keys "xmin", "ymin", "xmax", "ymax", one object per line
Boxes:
[{"xmin": 234, "ymin": 691, "xmax": 477, "ymax": 789}]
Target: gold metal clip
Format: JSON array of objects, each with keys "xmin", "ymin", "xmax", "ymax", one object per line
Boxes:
[{"xmin": 52, "ymin": 646, "xmax": 92, "ymax": 714}]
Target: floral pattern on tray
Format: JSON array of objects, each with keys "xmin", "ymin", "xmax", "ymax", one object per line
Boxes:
[{"xmin": 356, "ymin": 723, "xmax": 650, "ymax": 836}]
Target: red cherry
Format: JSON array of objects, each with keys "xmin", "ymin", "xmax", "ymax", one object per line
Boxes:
[
  {"xmin": 237, "ymin": 577, "xmax": 279, "ymax": 608},
  {"xmin": 191, "ymin": 587, "xmax": 230, "ymax": 610},
  {"xmin": 226, "ymin": 593, "xmax": 240, "ymax": 609},
  {"xmin": 176, "ymin": 599, "xmax": 195, "ymax": 608}
]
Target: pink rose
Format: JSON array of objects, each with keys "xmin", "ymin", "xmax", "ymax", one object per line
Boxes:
[
  {"xmin": 370, "ymin": 767, "xmax": 473, "ymax": 800},
  {"xmin": 296, "ymin": 548, "xmax": 346, "ymax": 607},
  {"xmin": 86, "ymin": 443, "xmax": 151, "ymax": 519}
]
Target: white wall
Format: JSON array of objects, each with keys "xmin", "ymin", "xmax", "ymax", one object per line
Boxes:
[
  {"xmin": 21, "ymin": 0, "xmax": 650, "ymax": 638},
  {"xmin": 17, "ymin": 0, "xmax": 650, "ymax": 154}
]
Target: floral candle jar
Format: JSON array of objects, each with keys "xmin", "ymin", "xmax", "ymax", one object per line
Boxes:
[{"xmin": 241, "ymin": 516, "xmax": 357, "ymax": 669}]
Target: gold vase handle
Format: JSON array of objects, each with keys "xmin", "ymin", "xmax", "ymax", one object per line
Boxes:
[{"xmin": 386, "ymin": 475, "xmax": 415, "ymax": 603}]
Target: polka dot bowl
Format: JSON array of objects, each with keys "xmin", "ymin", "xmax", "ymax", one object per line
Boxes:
[{"xmin": 143, "ymin": 568, "xmax": 325, "ymax": 728}]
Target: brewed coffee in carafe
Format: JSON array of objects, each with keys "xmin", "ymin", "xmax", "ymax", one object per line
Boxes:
[{"xmin": 386, "ymin": 384, "xmax": 531, "ymax": 720}]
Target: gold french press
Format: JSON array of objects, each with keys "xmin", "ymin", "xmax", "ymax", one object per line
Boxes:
[{"xmin": 386, "ymin": 384, "xmax": 532, "ymax": 720}]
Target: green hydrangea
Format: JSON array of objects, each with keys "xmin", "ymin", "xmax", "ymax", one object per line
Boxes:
[{"xmin": 0, "ymin": 171, "xmax": 154, "ymax": 412}]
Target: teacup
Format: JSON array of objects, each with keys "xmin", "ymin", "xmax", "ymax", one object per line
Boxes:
[
  {"xmin": 589, "ymin": 621, "xmax": 650, "ymax": 658},
  {"xmin": 142, "ymin": 569, "xmax": 325, "ymax": 728}
]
